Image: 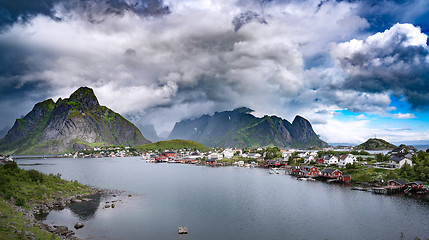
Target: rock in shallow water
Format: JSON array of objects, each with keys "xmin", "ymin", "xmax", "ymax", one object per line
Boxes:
[{"xmin": 74, "ymin": 222, "xmax": 84, "ymax": 229}]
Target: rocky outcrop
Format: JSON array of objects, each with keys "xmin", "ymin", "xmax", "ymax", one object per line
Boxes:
[
  {"xmin": 168, "ymin": 107, "xmax": 328, "ymax": 148},
  {"xmin": 0, "ymin": 87, "xmax": 150, "ymax": 154}
]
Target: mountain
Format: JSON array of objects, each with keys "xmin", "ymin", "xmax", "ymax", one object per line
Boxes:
[
  {"xmin": 355, "ymin": 138, "xmax": 396, "ymax": 150},
  {"xmin": 135, "ymin": 139, "xmax": 208, "ymax": 152},
  {"xmin": 0, "ymin": 87, "xmax": 150, "ymax": 155},
  {"xmin": 138, "ymin": 123, "xmax": 164, "ymax": 142},
  {"xmin": 168, "ymin": 107, "xmax": 328, "ymax": 148}
]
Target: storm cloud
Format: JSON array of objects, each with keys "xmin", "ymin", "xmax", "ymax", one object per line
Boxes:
[
  {"xmin": 0, "ymin": 0, "xmax": 429, "ymax": 143},
  {"xmin": 332, "ymin": 23, "xmax": 429, "ymax": 109},
  {"xmin": 0, "ymin": 0, "xmax": 170, "ymax": 30}
]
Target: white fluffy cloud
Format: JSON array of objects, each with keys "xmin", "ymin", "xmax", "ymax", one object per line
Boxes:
[
  {"xmin": 331, "ymin": 23, "xmax": 429, "ymax": 108},
  {"xmin": 1, "ymin": 0, "xmax": 429, "ymax": 143}
]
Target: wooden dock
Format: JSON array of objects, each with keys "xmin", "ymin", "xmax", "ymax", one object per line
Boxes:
[{"xmin": 372, "ymin": 186, "xmax": 402, "ymax": 195}]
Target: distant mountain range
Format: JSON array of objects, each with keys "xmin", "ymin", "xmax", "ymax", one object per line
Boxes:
[
  {"xmin": 168, "ymin": 107, "xmax": 328, "ymax": 148},
  {"xmin": 0, "ymin": 87, "xmax": 150, "ymax": 155}
]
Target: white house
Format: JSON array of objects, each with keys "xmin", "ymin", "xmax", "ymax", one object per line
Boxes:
[
  {"xmin": 281, "ymin": 150, "xmax": 294, "ymax": 160},
  {"xmin": 303, "ymin": 155, "xmax": 315, "ymax": 164},
  {"xmin": 323, "ymin": 155, "xmax": 338, "ymax": 165},
  {"xmin": 222, "ymin": 149, "xmax": 235, "ymax": 159},
  {"xmin": 247, "ymin": 153, "xmax": 262, "ymax": 159},
  {"xmin": 209, "ymin": 152, "xmax": 223, "ymax": 160},
  {"xmin": 309, "ymin": 152, "xmax": 318, "ymax": 157},
  {"xmin": 389, "ymin": 155, "xmax": 413, "ymax": 168},
  {"xmin": 338, "ymin": 154, "xmax": 357, "ymax": 168}
]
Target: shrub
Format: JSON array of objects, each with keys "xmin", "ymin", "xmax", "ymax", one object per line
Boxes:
[
  {"xmin": 27, "ymin": 169, "xmax": 45, "ymax": 183},
  {"xmin": 16, "ymin": 197, "xmax": 26, "ymax": 206},
  {"xmin": 3, "ymin": 161, "xmax": 18, "ymax": 171}
]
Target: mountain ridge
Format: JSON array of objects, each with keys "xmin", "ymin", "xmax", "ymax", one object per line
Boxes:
[
  {"xmin": 168, "ymin": 108, "xmax": 328, "ymax": 148},
  {"xmin": 0, "ymin": 87, "xmax": 150, "ymax": 155}
]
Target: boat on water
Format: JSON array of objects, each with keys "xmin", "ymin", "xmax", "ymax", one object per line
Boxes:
[
  {"xmin": 269, "ymin": 168, "xmax": 281, "ymax": 174},
  {"xmin": 168, "ymin": 159, "xmax": 182, "ymax": 163},
  {"xmin": 178, "ymin": 227, "xmax": 188, "ymax": 234}
]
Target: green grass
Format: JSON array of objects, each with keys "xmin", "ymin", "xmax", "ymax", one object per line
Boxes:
[
  {"xmin": 0, "ymin": 162, "xmax": 94, "ymax": 239},
  {"xmin": 0, "ymin": 200, "xmax": 59, "ymax": 240},
  {"xmin": 73, "ymin": 139, "xmax": 108, "ymax": 149},
  {"xmin": 135, "ymin": 139, "xmax": 208, "ymax": 152},
  {"xmin": 0, "ymin": 162, "xmax": 93, "ymax": 207}
]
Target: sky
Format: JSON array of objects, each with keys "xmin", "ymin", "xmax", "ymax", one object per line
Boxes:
[{"xmin": 0, "ymin": 0, "xmax": 429, "ymax": 145}]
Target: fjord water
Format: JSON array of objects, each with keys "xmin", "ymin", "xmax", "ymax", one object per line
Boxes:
[{"xmin": 18, "ymin": 157, "xmax": 429, "ymax": 240}]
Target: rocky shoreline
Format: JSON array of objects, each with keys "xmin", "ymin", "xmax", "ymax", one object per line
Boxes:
[{"xmin": 9, "ymin": 188, "xmax": 101, "ymax": 240}]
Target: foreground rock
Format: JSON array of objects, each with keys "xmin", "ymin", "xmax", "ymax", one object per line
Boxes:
[{"xmin": 74, "ymin": 222, "xmax": 84, "ymax": 229}]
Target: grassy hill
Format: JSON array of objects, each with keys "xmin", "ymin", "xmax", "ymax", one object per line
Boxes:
[
  {"xmin": 135, "ymin": 139, "xmax": 208, "ymax": 152},
  {"xmin": 355, "ymin": 138, "xmax": 396, "ymax": 150}
]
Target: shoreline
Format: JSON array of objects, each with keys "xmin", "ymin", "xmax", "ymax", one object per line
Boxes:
[{"xmin": 4, "ymin": 188, "xmax": 101, "ymax": 240}]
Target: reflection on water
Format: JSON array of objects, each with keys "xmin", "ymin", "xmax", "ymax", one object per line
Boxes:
[
  {"xmin": 68, "ymin": 193, "xmax": 103, "ymax": 221},
  {"xmin": 18, "ymin": 157, "xmax": 429, "ymax": 240}
]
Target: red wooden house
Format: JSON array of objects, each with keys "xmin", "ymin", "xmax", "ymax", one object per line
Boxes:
[
  {"xmin": 320, "ymin": 168, "xmax": 342, "ymax": 179},
  {"xmin": 164, "ymin": 151, "xmax": 175, "ymax": 158},
  {"xmin": 304, "ymin": 166, "xmax": 320, "ymax": 176},
  {"xmin": 290, "ymin": 166, "xmax": 302, "ymax": 175},
  {"xmin": 339, "ymin": 174, "xmax": 351, "ymax": 182},
  {"xmin": 206, "ymin": 159, "xmax": 217, "ymax": 165},
  {"xmin": 265, "ymin": 159, "xmax": 282, "ymax": 167},
  {"xmin": 387, "ymin": 179, "xmax": 408, "ymax": 188},
  {"xmin": 406, "ymin": 181, "xmax": 424, "ymax": 189}
]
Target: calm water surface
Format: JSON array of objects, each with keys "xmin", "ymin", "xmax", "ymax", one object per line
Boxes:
[{"xmin": 17, "ymin": 157, "xmax": 429, "ymax": 240}]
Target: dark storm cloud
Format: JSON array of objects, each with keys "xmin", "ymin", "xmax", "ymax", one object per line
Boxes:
[
  {"xmin": 232, "ymin": 10, "xmax": 267, "ymax": 31},
  {"xmin": 332, "ymin": 23, "xmax": 429, "ymax": 109},
  {"xmin": 338, "ymin": 0, "xmax": 429, "ymax": 34},
  {"xmin": 0, "ymin": 0, "xmax": 170, "ymax": 30},
  {"xmin": 0, "ymin": 0, "xmax": 59, "ymax": 31}
]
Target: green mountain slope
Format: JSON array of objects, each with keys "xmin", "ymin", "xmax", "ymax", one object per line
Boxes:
[
  {"xmin": 355, "ymin": 138, "xmax": 396, "ymax": 150},
  {"xmin": 168, "ymin": 107, "xmax": 328, "ymax": 148},
  {"xmin": 0, "ymin": 87, "xmax": 150, "ymax": 155}
]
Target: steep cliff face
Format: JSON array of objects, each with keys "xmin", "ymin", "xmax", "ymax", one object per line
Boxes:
[
  {"xmin": 168, "ymin": 108, "xmax": 328, "ymax": 148},
  {"xmin": 0, "ymin": 87, "xmax": 150, "ymax": 154}
]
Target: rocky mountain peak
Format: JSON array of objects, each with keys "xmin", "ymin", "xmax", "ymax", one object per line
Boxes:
[
  {"xmin": 169, "ymin": 107, "xmax": 327, "ymax": 148},
  {"xmin": 233, "ymin": 107, "xmax": 254, "ymax": 114},
  {"xmin": 68, "ymin": 87, "xmax": 100, "ymax": 109},
  {"xmin": 0, "ymin": 87, "xmax": 150, "ymax": 155}
]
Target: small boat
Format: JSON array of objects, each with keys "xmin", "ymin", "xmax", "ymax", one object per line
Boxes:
[
  {"xmin": 178, "ymin": 227, "xmax": 188, "ymax": 234},
  {"xmin": 168, "ymin": 160, "xmax": 181, "ymax": 163},
  {"xmin": 269, "ymin": 168, "xmax": 280, "ymax": 174}
]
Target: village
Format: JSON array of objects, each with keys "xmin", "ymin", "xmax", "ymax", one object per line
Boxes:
[
  {"xmin": 135, "ymin": 145, "xmax": 428, "ymax": 196},
  {"xmin": 13, "ymin": 144, "xmax": 425, "ymax": 197}
]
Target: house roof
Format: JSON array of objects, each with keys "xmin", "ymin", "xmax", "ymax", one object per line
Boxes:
[
  {"xmin": 321, "ymin": 168, "xmax": 339, "ymax": 174},
  {"xmin": 389, "ymin": 155, "xmax": 410, "ymax": 163},
  {"xmin": 206, "ymin": 159, "xmax": 217, "ymax": 162},
  {"xmin": 304, "ymin": 166, "xmax": 318, "ymax": 170},
  {"xmin": 389, "ymin": 179, "xmax": 408, "ymax": 185}
]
